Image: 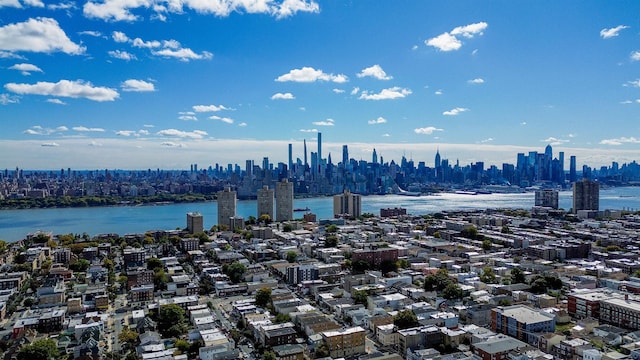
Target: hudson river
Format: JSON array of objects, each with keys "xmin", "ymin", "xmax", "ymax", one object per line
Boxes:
[{"xmin": 1, "ymin": 187, "xmax": 640, "ymax": 242}]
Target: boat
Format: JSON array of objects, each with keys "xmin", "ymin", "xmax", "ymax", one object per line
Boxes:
[{"xmin": 294, "ymin": 207, "xmax": 310, "ymax": 212}]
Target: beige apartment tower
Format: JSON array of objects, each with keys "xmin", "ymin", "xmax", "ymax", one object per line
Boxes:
[
  {"xmin": 275, "ymin": 179, "xmax": 294, "ymax": 222},
  {"xmin": 257, "ymin": 185, "xmax": 274, "ymax": 220},
  {"xmin": 573, "ymin": 179, "xmax": 599, "ymax": 213},
  {"xmin": 186, "ymin": 212, "xmax": 204, "ymax": 234},
  {"xmin": 333, "ymin": 190, "xmax": 361, "ymax": 218},
  {"xmin": 217, "ymin": 186, "xmax": 237, "ymax": 228}
]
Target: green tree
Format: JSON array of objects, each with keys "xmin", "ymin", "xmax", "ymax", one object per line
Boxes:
[
  {"xmin": 510, "ymin": 268, "xmax": 526, "ymax": 284},
  {"xmin": 461, "ymin": 226, "xmax": 479, "ymax": 239},
  {"xmin": 285, "ymin": 251, "xmax": 298, "ymax": 263},
  {"xmin": 324, "ymin": 235, "xmax": 338, "ymax": 248},
  {"xmin": 282, "ymin": 224, "xmax": 293, "ymax": 232},
  {"xmin": 442, "ymin": 283, "xmax": 464, "ymax": 300},
  {"xmin": 222, "ymin": 261, "xmax": 247, "ymax": 284},
  {"xmin": 397, "ymin": 259, "xmax": 410, "ymax": 269},
  {"xmin": 118, "ymin": 328, "xmax": 139, "ymax": 348},
  {"xmin": 174, "ymin": 339, "xmax": 190, "ymax": 353},
  {"xmin": 255, "ymin": 287, "xmax": 272, "ymax": 308},
  {"xmin": 352, "ymin": 290, "xmax": 369, "ymax": 305},
  {"xmin": 380, "ymin": 260, "xmax": 399, "ymax": 275},
  {"xmin": 264, "ymin": 351, "xmax": 276, "ymax": 360},
  {"xmin": 481, "ymin": 239, "xmax": 492, "ymax": 251},
  {"xmin": 0, "ymin": 240, "xmax": 7, "ymax": 254},
  {"xmin": 393, "ymin": 309, "xmax": 419, "ymax": 330},
  {"xmin": 325, "ymin": 224, "xmax": 339, "ymax": 233},
  {"xmin": 479, "ymin": 267, "xmax": 497, "ymax": 284},
  {"xmin": 16, "ymin": 338, "xmax": 60, "ymax": 360},
  {"xmin": 275, "ymin": 313, "xmax": 291, "ymax": 323},
  {"xmin": 424, "ymin": 269, "xmax": 453, "ymax": 292},
  {"xmin": 153, "ymin": 269, "xmax": 169, "ymax": 291},
  {"xmin": 158, "ymin": 304, "xmax": 187, "ymax": 337},
  {"xmin": 351, "ymin": 260, "xmax": 370, "ymax": 274},
  {"xmin": 147, "ymin": 257, "xmax": 163, "ymax": 272},
  {"xmin": 69, "ymin": 258, "xmax": 90, "ymax": 272}
]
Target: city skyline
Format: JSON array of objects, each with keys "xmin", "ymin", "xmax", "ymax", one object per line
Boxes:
[{"xmin": 2, "ymin": 1, "xmax": 640, "ymax": 169}]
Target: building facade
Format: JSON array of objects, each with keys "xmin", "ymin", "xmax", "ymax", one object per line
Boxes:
[
  {"xmin": 276, "ymin": 180, "xmax": 294, "ymax": 222},
  {"xmin": 217, "ymin": 187, "xmax": 237, "ymax": 228},
  {"xmin": 333, "ymin": 190, "xmax": 362, "ymax": 218},
  {"xmin": 573, "ymin": 179, "xmax": 599, "ymax": 213},
  {"xmin": 257, "ymin": 185, "xmax": 274, "ymax": 220},
  {"xmin": 187, "ymin": 212, "xmax": 204, "ymax": 234}
]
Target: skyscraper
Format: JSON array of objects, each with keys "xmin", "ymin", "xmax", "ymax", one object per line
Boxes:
[
  {"xmin": 570, "ymin": 156, "xmax": 577, "ymax": 182},
  {"xmin": 342, "ymin": 145, "xmax": 349, "ymax": 169},
  {"xmin": 186, "ymin": 212, "xmax": 204, "ymax": 234},
  {"xmin": 573, "ymin": 179, "xmax": 599, "ymax": 214},
  {"xmin": 333, "ymin": 190, "xmax": 361, "ymax": 218},
  {"xmin": 303, "ymin": 139, "xmax": 308, "ymax": 167},
  {"xmin": 217, "ymin": 186, "xmax": 236, "ymax": 228},
  {"xmin": 372, "ymin": 148, "xmax": 377, "ymax": 164},
  {"xmin": 288, "ymin": 143, "xmax": 293, "ymax": 174},
  {"xmin": 276, "ymin": 179, "xmax": 294, "ymax": 222},
  {"xmin": 257, "ymin": 185, "xmax": 274, "ymax": 220},
  {"xmin": 317, "ymin": 132, "xmax": 323, "ymax": 176},
  {"xmin": 435, "ymin": 149, "xmax": 441, "ymax": 168}
]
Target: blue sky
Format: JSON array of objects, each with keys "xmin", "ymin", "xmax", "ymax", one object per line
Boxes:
[{"xmin": 2, "ymin": 0, "xmax": 640, "ymax": 170}]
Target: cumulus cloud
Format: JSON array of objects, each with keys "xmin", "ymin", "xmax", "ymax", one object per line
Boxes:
[
  {"xmin": 299, "ymin": 129, "xmax": 318, "ymax": 133},
  {"xmin": 161, "ymin": 141, "xmax": 184, "ymax": 147},
  {"xmin": 9, "ymin": 63, "xmax": 43, "ymax": 75},
  {"xmin": 84, "ymin": 0, "xmax": 319, "ymax": 21},
  {"xmin": 5, "ymin": 79, "xmax": 119, "ymax": 102},
  {"xmin": 178, "ymin": 111, "xmax": 197, "ymax": 121},
  {"xmin": 209, "ymin": 115, "xmax": 234, "ymax": 124},
  {"xmin": 0, "ymin": 93, "xmax": 20, "ymax": 105},
  {"xmin": 121, "ymin": 79, "xmax": 155, "ymax": 92},
  {"xmin": 480, "ymin": 138, "xmax": 494, "ymax": 143},
  {"xmin": 276, "ymin": 66, "xmax": 347, "ymax": 83},
  {"xmin": 426, "ymin": 21, "xmax": 487, "ymax": 52},
  {"xmin": 73, "ymin": 126, "xmax": 105, "ymax": 132},
  {"xmin": 631, "ymin": 51, "xmax": 640, "ymax": 61},
  {"xmin": 157, "ymin": 129, "xmax": 207, "ymax": 139},
  {"xmin": 350, "ymin": 87, "xmax": 360, "ymax": 95},
  {"xmin": 112, "ymin": 31, "xmax": 129, "ymax": 43},
  {"xmin": 624, "ymin": 79, "xmax": 640, "ymax": 88},
  {"xmin": 193, "ymin": 104, "xmax": 229, "ymax": 112},
  {"xmin": 46, "ymin": 98, "xmax": 66, "ymax": 105},
  {"xmin": 23, "ymin": 125, "xmax": 68, "ymax": 135},
  {"xmin": 108, "ymin": 50, "xmax": 137, "ymax": 61},
  {"xmin": 542, "ymin": 137, "xmax": 570, "ymax": 145},
  {"xmin": 41, "ymin": 142, "xmax": 59, "ymax": 147},
  {"xmin": 434, "ymin": 89, "xmax": 443, "ymax": 95},
  {"xmin": 468, "ymin": 78, "xmax": 484, "ymax": 84},
  {"xmin": 79, "ymin": 30, "xmax": 102, "ymax": 37},
  {"xmin": 443, "ymin": 107, "xmax": 469, "ymax": 116},
  {"xmin": 238, "ymin": 122, "xmax": 247, "ymax": 127},
  {"xmin": 152, "ymin": 48, "xmax": 212, "ymax": 61},
  {"xmin": 271, "ymin": 92, "xmax": 295, "ymax": 100},
  {"xmin": 312, "ymin": 118, "xmax": 334, "ymax": 126},
  {"xmin": 0, "ymin": 18, "xmax": 85, "ymax": 55},
  {"xmin": 115, "ymin": 129, "xmax": 148, "ymax": 136},
  {"xmin": 367, "ymin": 117, "xmax": 387, "ymax": 125},
  {"xmin": 332, "ymin": 88, "xmax": 345, "ymax": 94},
  {"xmin": 599, "ymin": 137, "xmax": 640, "ymax": 145},
  {"xmin": 414, "ymin": 127, "xmax": 443, "ymax": 135},
  {"xmin": 357, "ymin": 64, "xmax": 392, "ymax": 80},
  {"xmin": 359, "ymin": 87, "xmax": 412, "ymax": 100},
  {"xmin": 89, "ymin": 140, "xmax": 103, "ymax": 146},
  {"xmin": 600, "ymin": 25, "xmax": 628, "ymax": 39}
]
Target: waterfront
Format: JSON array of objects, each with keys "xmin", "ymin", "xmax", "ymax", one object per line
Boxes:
[{"xmin": 1, "ymin": 187, "xmax": 640, "ymax": 242}]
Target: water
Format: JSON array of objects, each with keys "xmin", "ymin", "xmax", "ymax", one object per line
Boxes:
[{"xmin": 1, "ymin": 187, "xmax": 639, "ymax": 242}]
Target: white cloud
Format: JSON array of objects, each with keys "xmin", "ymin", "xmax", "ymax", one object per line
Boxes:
[
  {"xmin": 443, "ymin": 107, "xmax": 469, "ymax": 116},
  {"xmin": 0, "ymin": 18, "xmax": 85, "ymax": 55},
  {"xmin": 299, "ymin": 129, "xmax": 317, "ymax": 133},
  {"xmin": 599, "ymin": 137, "xmax": 640, "ymax": 145},
  {"xmin": 161, "ymin": 141, "xmax": 184, "ymax": 147},
  {"xmin": 382, "ymin": 133, "xmax": 390, "ymax": 137},
  {"xmin": 79, "ymin": 30, "xmax": 102, "ymax": 37},
  {"xmin": 121, "ymin": 79, "xmax": 155, "ymax": 92},
  {"xmin": 411, "ymin": 45, "xmax": 418, "ymax": 51},
  {"xmin": 631, "ymin": 51, "xmax": 640, "ymax": 61},
  {"xmin": 116, "ymin": 130, "xmax": 148, "ymax": 137},
  {"xmin": 359, "ymin": 87, "xmax": 412, "ymax": 100},
  {"xmin": 9, "ymin": 63, "xmax": 43, "ymax": 75},
  {"xmin": 5, "ymin": 79, "xmax": 119, "ymax": 102},
  {"xmin": 312, "ymin": 118, "xmax": 334, "ymax": 126},
  {"xmin": 89, "ymin": 140, "xmax": 103, "ymax": 146},
  {"xmin": 143, "ymin": 124, "xmax": 154, "ymax": 128},
  {"xmin": 108, "ymin": 50, "xmax": 137, "ymax": 61},
  {"xmin": 112, "ymin": 31, "xmax": 129, "ymax": 43},
  {"xmin": 132, "ymin": 37, "xmax": 161, "ymax": 48},
  {"xmin": 414, "ymin": 127, "xmax": 443, "ymax": 135},
  {"xmin": 520, "ymin": 121, "xmax": 527, "ymax": 125},
  {"xmin": 600, "ymin": 25, "xmax": 628, "ymax": 39},
  {"xmin": 209, "ymin": 115, "xmax": 234, "ymax": 124},
  {"xmin": 468, "ymin": 78, "xmax": 484, "ymax": 84},
  {"xmin": 276, "ymin": 66, "xmax": 348, "ymax": 83},
  {"xmin": 46, "ymin": 98, "xmax": 66, "ymax": 105},
  {"xmin": 480, "ymin": 138, "xmax": 494, "ymax": 143},
  {"xmin": 426, "ymin": 21, "xmax": 487, "ymax": 52},
  {"xmin": 271, "ymin": 92, "xmax": 295, "ymax": 100},
  {"xmin": 0, "ymin": 93, "xmax": 20, "ymax": 105},
  {"xmin": 624, "ymin": 79, "xmax": 640, "ymax": 88},
  {"xmin": 434, "ymin": 89, "xmax": 443, "ymax": 95},
  {"xmin": 193, "ymin": 104, "xmax": 229, "ymax": 112},
  {"xmin": 542, "ymin": 137, "xmax": 569, "ymax": 145},
  {"xmin": 178, "ymin": 111, "xmax": 197, "ymax": 121},
  {"xmin": 350, "ymin": 87, "xmax": 360, "ymax": 95},
  {"xmin": 83, "ymin": 0, "xmax": 152, "ymax": 21},
  {"xmin": 357, "ymin": 64, "xmax": 392, "ymax": 80},
  {"xmin": 73, "ymin": 126, "xmax": 105, "ymax": 132},
  {"xmin": 332, "ymin": 88, "xmax": 345, "ymax": 94},
  {"xmin": 23, "ymin": 0, "xmax": 44, "ymax": 6},
  {"xmin": 23, "ymin": 125, "xmax": 67, "ymax": 135},
  {"xmin": 238, "ymin": 122, "xmax": 247, "ymax": 127},
  {"xmin": 0, "ymin": 0, "xmax": 22, "ymax": 7},
  {"xmin": 48, "ymin": 1, "xmax": 75, "ymax": 11},
  {"xmin": 41, "ymin": 142, "xmax": 59, "ymax": 147},
  {"xmin": 367, "ymin": 117, "xmax": 387, "ymax": 125},
  {"xmin": 157, "ymin": 129, "xmax": 207, "ymax": 139},
  {"xmin": 152, "ymin": 48, "xmax": 212, "ymax": 61},
  {"xmin": 0, "ymin": 50, "xmax": 26, "ymax": 59}
]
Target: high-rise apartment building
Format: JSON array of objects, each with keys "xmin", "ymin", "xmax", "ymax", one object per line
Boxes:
[
  {"xmin": 570, "ymin": 156, "xmax": 577, "ymax": 182},
  {"xmin": 186, "ymin": 212, "xmax": 203, "ymax": 234},
  {"xmin": 573, "ymin": 179, "xmax": 599, "ymax": 213},
  {"xmin": 257, "ymin": 185, "xmax": 274, "ymax": 220},
  {"xmin": 275, "ymin": 179, "xmax": 294, "ymax": 222},
  {"xmin": 534, "ymin": 189, "xmax": 559, "ymax": 209},
  {"xmin": 333, "ymin": 190, "xmax": 361, "ymax": 218},
  {"xmin": 217, "ymin": 186, "xmax": 237, "ymax": 227}
]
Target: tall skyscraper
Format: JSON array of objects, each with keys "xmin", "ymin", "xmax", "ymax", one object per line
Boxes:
[
  {"xmin": 435, "ymin": 149, "xmax": 441, "ymax": 168},
  {"xmin": 257, "ymin": 185, "xmax": 274, "ymax": 220},
  {"xmin": 342, "ymin": 145, "xmax": 349, "ymax": 169},
  {"xmin": 303, "ymin": 139, "xmax": 308, "ymax": 167},
  {"xmin": 317, "ymin": 132, "xmax": 322, "ymax": 168},
  {"xmin": 333, "ymin": 190, "xmax": 362, "ymax": 218},
  {"xmin": 570, "ymin": 156, "xmax": 577, "ymax": 182},
  {"xmin": 186, "ymin": 212, "xmax": 204, "ymax": 234},
  {"xmin": 276, "ymin": 179, "xmax": 294, "ymax": 222},
  {"xmin": 573, "ymin": 179, "xmax": 599, "ymax": 214},
  {"xmin": 217, "ymin": 186, "xmax": 237, "ymax": 228},
  {"xmin": 372, "ymin": 148, "xmax": 377, "ymax": 164},
  {"xmin": 288, "ymin": 143, "xmax": 293, "ymax": 174}
]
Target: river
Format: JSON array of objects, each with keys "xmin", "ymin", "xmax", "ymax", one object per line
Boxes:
[{"xmin": 1, "ymin": 187, "xmax": 639, "ymax": 242}]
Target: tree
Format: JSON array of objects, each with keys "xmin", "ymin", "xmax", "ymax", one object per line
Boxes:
[
  {"xmin": 501, "ymin": 225, "xmax": 512, "ymax": 234},
  {"xmin": 282, "ymin": 224, "xmax": 293, "ymax": 232},
  {"xmin": 174, "ymin": 339, "xmax": 190, "ymax": 353},
  {"xmin": 479, "ymin": 267, "xmax": 497, "ymax": 284},
  {"xmin": 285, "ymin": 251, "xmax": 298, "ymax": 263},
  {"xmin": 0, "ymin": 240, "xmax": 7, "ymax": 254},
  {"xmin": 510, "ymin": 268, "xmax": 526, "ymax": 284},
  {"xmin": 16, "ymin": 338, "xmax": 60, "ymax": 360},
  {"xmin": 481, "ymin": 239, "xmax": 492, "ymax": 251},
  {"xmin": 380, "ymin": 260, "xmax": 399, "ymax": 275},
  {"xmin": 275, "ymin": 313, "xmax": 290, "ymax": 323},
  {"xmin": 424, "ymin": 269, "xmax": 453, "ymax": 292},
  {"xmin": 222, "ymin": 261, "xmax": 247, "ymax": 284},
  {"xmin": 397, "ymin": 259, "xmax": 410, "ymax": 269},
  {"xmin": 264, "ymin": 351, "xmax": 276, "ymax": 360},
  {"xmin": 147, "ymin": 257, "xmax": 163, "ymax": 272},
  {"xmin": 351, "ymin": 260, "xmax": 370, "ymax": 274},
  {"xmin": 393, "ymin": 309, "xmax": 419, "ymax": 330},
  {"xmin": 153, "ymin": 269, "xmax": 169, "ymax": 290},
  {"xmin": 324, "ymin": 235, "xmax": 338, "ymax": 248},
  {"xmin": 442, "ymin": 283, "xmax": 464, "ymax": 300},
  {"xmin": 352, "ymin": 290, "xmax": 369, "ymax": 305},
  {"xmin": 118, "ymin": 328, "xmax": 139, "ymax": 347},
  {"xmin": 255, "ymin": 287, "xmax": 272, "ymax": 308},
  {"xmin": 69, "ymin": 258, "xmax": 90, "ymax": 272},
  {"xmin": 460, "ymin": 226, "xmax": 479, "ymax": 239},
  {"xmin": 158, "ymin": 304, "xmax": 187, "ymax": 337}
]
